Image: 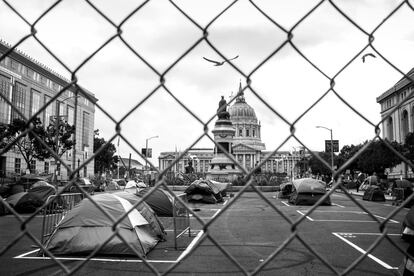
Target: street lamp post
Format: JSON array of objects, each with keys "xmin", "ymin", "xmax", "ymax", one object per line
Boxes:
[
  {"xmin": 316, "ymin": 125, "xmax": 334, "ymax": 180},
  {"xmin": 145, "ymin": 135, "xmax": 159, "ymax": 173}
]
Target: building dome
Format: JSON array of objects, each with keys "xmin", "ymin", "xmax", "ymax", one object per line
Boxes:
[{"xmin": 228, "ymin": 95, "xmax": 257, "ymax": 123}]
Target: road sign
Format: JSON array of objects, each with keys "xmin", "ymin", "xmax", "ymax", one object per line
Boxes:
[
  {"xmin": 141, "ymin": 148, "xmax": 152, "ymax": 158},
  {"xmin": 325, "ymin": 140, "xmax": 339, "ymax": 153}
]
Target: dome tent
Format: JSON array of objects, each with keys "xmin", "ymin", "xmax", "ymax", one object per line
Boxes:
[
  {"xmin": 185, "ymin": 179, "xmax": 228, "ymax": 204},
  {"xmin": 278, "ymin": 182, "xmax": 293, "ymax": 199},
  {"xmin": 137, "ymin": 187, "xmax": 174, "ymax": 217},
  {"xmin": 288, "ymin": 178, "xmax": 331, "ymax": 206},
  {"xmin": 42, "ymin": 192, "xmax": 166, "ymax": 256},
  {"xmin": 362, "ymin": 185, "xmax": 385, "ymax": 202}
]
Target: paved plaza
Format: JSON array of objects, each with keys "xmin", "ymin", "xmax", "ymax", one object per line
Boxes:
[{"xmin": 0, "ymin": 191, "xmax": 410, "ymax": 275}]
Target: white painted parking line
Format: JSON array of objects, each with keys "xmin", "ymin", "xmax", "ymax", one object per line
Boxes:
[
  {"xmin": 176, "ymin": 230, "xmax": 204, "ymax": 263},
  {"xmin": 332, "ymin": 232, "xmax": 398, "ymax": 270},
  {"xmin": 295, "ymin": 210, "xmax": 399, "ymax": 223},
  {"xmin": 15, "ymin": 249, "xmax": 177, "ymax": 263},
  {"xmin": 374, "ymin": 215, "xmax": 399, "ymax": 224},
  {"xmin": 281, "ymin": 201, "xmax": 290, "ymax": 206},
  {"xmin": 297, "ymin": 210, "xmax": 314, "ymax": 221},
  {"xmin": 223, "ymin": 199, "xmax": 228, "ymax": 205},
  {"xmin": 332, "ymin": 203, "xmax": 345, "ymax": 208}
]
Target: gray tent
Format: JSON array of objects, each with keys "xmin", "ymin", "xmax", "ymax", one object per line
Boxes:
[
  {"xmin": 28, "ymin": 181, "xmax": 56, "ymax": 203},
  {"xmin": 43, "ymin": 192, "xmax": 166, "ymax": 256},
  {"xmin": 278, "ymin": 182, "xmax": 293, "ymax": 199},
  {"xmin": 288, "ymin": 178, "xmax": 331, "ymax": 206},
  {"xmin": 6, "ymin": 191, "xmax": 44, "ymax": 213},
  {"xmin": 362, "ymin": 185, "xmax": 385, "ymax": 202},
  {"xmin": 185, "ymin": 179, "xmax": 228, "ymax": 204},
  {"xmin": 137, "ymin": 188, "xmax": 174, "ymax": 217}
]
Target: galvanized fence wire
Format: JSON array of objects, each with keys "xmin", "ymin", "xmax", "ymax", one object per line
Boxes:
[{"xmin": 0, "ymin": 0, "xmax": 414, "ymax": 274}]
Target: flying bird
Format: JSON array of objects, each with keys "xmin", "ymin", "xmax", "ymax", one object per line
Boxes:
[
  {"xmin": 362, "ymin": 53, "xmax": 376, "ymax": 63},
  {"xmin": 203, "ymin": 55, "xmax": 239, "ymax": 66}
]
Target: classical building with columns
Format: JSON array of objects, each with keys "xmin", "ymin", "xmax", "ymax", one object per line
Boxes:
[
  {"xmin": 159, "ymin": 83, "xmax": 309, "ymax": 178},
  {"xmin": 377, "ymin": 67, "xmax": 414, "ymax": 179}
]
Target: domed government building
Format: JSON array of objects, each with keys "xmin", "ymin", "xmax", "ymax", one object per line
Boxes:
[{"xmin": 158, "ymin": 83, "xmax": 308, "ymax": 179}]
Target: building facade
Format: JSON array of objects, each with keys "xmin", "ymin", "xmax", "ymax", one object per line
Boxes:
[
  {"xmin": 377, "ymin": 67, "xmax": 414, "ymax": 179},
  {"xmin": 0, "ymin": 40, "xmax": 97, "ymax": 179},
  {"xmin": 158, "ymin": 83, "xmax": 309, "ymax": 178}
]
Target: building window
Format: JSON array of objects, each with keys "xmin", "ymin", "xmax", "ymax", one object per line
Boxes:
[
  {"xmin": 239, "ymin": 128, "xmax": 243, "ymax": 137},
  {"xmin": 44, "ymin": 161, "xmax": 49, "ymax": 174},
  {"xmin": 10, "ymin": 59, "xmax": 19, "ymax": 71},
  {"xmin": 82, "ymin": 111, "xmax": 90, "ymax": 147},
  {"xmin": 83, "ymin": 165, "xmax": 87, "ymax": 177},
  {"xmin": 31, "ymin": 90, "xmax": 41, "ymax": 117},
  {"xmin": 253, "ymin": 129, "xmax": 256, "ymax": 137},
  {"xmin": 44, "ymin": 95, "xmax": 53, "ymax": 126},
  {"xmin": 67, "ymin": 105, "xmax": 74, "ymax": 125},
  {"xmin": 15, "ymin": 158, "xmax": 21, "ymax": 174},
  {"xmin": 402, "ymin": 110, "xmax": 409, "ymax": 141},
  {"xmin": 11, "ymin": 82, "xmax": 26, "ymax": 120},
  {"xmin": 84, "ymin": 97, "xmax": 89, "ymax": 106},
  {"xmin": 0, "ymin": 74, "xmax": 11, "ymax": 123},
  {"xmin": 29, "ymin": 160, "xmax": 36, "ymax": 174},
  {"xmin": 246, "ymin": 129, "xmax": 250, "ymax": 137}
]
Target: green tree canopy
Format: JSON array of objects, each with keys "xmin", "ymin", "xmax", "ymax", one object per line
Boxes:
[
  {"xmin": 93, "ymin": 130, "xmax": 118, "ymax": 174},
  {"xmin": 336, "ymin": 144, "xmax": 363, "ymax": 173},
  {"xmin": 2, "ymin": 117, "xmax": 48, "ymax": 170},
  {"xmin": 44, "ymin": 117, "xmax": 75, "ymax": 158},
  {"xmin": 356, "ymin": 140, "xmax": 402, "ymax": 176},
  {"xmin": 308, "ymin": 151, "xmax": 334, "ymax": 176}
]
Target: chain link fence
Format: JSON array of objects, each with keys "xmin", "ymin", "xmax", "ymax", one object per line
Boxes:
[{"xmin": 1, "ymin": 0, "xmax": 414, "ymax": 275}]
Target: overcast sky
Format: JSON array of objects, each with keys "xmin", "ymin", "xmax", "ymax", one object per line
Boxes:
[{"xmin": 1, "ymin": 0, "xmax": 414, "ymax": 167}]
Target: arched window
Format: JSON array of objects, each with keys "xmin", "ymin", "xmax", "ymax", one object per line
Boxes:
[
  {"xmin": 246, "ymin": 129, "xmax": 250, "ymax": 137},
  {"xmin": 402, "ymin": 110, "xmax": 409, "ymax": 141},
  {"xmin": 239, "ymin": 128, "xmax": 243, "ymax": 137},
  {"xmin": 387, "ymin": 117, "xmax": 393, "ymax": 141}
]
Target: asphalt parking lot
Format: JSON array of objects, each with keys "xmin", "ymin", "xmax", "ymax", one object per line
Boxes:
[{"xmin": 0, "ymin": 191, "xmax": 410, "ymax": 275}]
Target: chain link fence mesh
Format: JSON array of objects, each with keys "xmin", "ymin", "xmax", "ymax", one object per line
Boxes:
[{"xmin": 1, "ymin": 0, "xmax": 414, "ymax": 275}]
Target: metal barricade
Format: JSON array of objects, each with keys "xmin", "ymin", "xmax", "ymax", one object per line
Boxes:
[
  {"xmin": 40, "ymin": 193, "xmax": 84, "ymax": 245},
  {"xmin": 173, "ymin": 193, "xmax": 191, "ymax": 250}
]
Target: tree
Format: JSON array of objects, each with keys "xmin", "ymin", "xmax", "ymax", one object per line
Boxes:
[
  {"xmin": 3, "ymin": 117, "xmax": 48, "ymax": 171},
  {"xmin": 44, "ymin": 117, "xmax": 75, "ymax": 158},
  {"xmin": 336, "ymin": 144, "xmax": 363, "ymax": 173},
  {"xmin": 403, "ymin": 132, "xmax": 414, "ymax": 163},
  {"xmin": 308, "ymin": 151, "xmax": 334, "ymax": 176},
  {"xmin": 93, "ymin": 129, "xmax": 118, "ymax": 174},
  {"xmin": 357, "ymin": 140, "xmax": 402, "ymax": 176}
]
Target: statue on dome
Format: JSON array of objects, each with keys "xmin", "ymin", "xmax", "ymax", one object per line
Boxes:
[{"xmin": 217, "ymin": 96, "xmax": 230, "ymax": 120}]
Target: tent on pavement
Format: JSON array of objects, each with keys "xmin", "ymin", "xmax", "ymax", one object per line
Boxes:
[
  {"xmin": 185, "ymin": 179, "xmax": 228, "ymax": 204},
  {"xmin": 362, "ymin": 185, "xmax": 385, "ymax": 202},
  {"xmin": 288, "ymin": 178, "xmax": 331, "ymax": 206},
  {"xmin": 137, "ymin": 187, "xmax": 174, "ymax": 217},
  {"xmin": 402, "ymin": 205, "xmax": 414, "ymax": 242},
  {"xmin": 125, "ymin": 180, "xmax": 138, "ymax": 189},
  {"xmin": 278, "ymin": 182, "xmax": 293, "ymax": 199},
  {"xmin": 6, "ymin": 191, "xmax": 44, "ymax": 213},
  {"xmin": 42, "ymin": 192, "xmax": 166, "ymax": 256},
  {"xmin": 107, "ymin": 180, "xmax": 121, "ymax": 191},
  {"xmin": 359, "ymin": 175, "xmax": 379, "ymax": 191},
  {"xmin": 28, "ymin": 181, "xmax": 56, "ymax": 203}
]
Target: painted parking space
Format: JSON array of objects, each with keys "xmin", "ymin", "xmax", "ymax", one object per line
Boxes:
[
  {"xmin": 333, "ymin": 232, "xmax": 405, "ymax": 270},
  {"xmin": 296, "ymin": 210, "xmax": 400, "ymax": 223}
]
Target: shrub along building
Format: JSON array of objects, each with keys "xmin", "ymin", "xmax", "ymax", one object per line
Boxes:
[
  {"xmin": 0, "ymin": 40, "xmax": 97, "ymax": 180},
  {"xmin": 158, "ymin": 83, "xmax": 309, "ymax": 179},
  {"xmin": 377, "ymin": 68, "xmax": 414, "ymax": 179}
]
